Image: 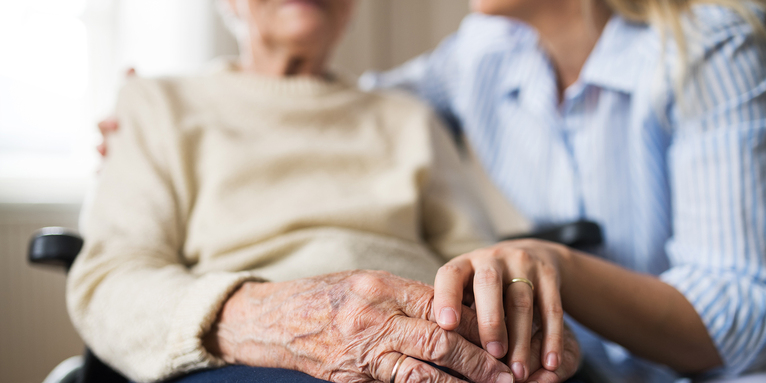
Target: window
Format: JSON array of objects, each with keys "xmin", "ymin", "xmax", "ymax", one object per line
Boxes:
[
  {"xmin": 0, "ymin": 0, "xmax": 95, "ymax": 202},
  {"xmin": 0, "ymin": 0, "xmax": 234, "ymax": 203}
]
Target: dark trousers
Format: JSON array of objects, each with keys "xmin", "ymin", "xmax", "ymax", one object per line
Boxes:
[
  {"xmin": 169, "ymin": 365, "xmax": 590, "ymax": 383},
  {"xmin": 169, "ymin": 366, "xmax": 329, "ymax": 383}
]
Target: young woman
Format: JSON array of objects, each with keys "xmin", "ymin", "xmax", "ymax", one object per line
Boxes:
[{"xmin": 361, "ymin": 0, "xmax": 766, "ymax": 381}]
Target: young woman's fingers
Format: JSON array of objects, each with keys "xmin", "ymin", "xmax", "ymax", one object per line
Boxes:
[
  {"xmin": 433, "ymin": 258, "xmax": 473, "ymax": 330},
  {"xmin": 505, "ymin": 276, "xmax": 535, "ymax": 382},
  {"xmin": 98, "ymin": 119, "xmax": 118, "ymax": 135},
  {"xmin": 537, "ymin": 267, "xmax": 564, "ymax": 371},
  {"xmin": 471, "ymin": 257, "xmax": 509, "ymax": 359},
  {"xmin": 96, "ymin": 142, "xmax": 107, "ymax": 157}
]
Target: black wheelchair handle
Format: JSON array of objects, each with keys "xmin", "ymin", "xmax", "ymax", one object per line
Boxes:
[
  {"xmin": 28, "ymin": 227, "xmax": 84, "ymax": 271},
  {"xmin": 502, "ymin": 220, "xmax": 603, "ymax": 250}
]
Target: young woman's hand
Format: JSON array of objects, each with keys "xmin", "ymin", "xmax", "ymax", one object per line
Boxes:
[
  {"xmin": 205, "ymin": 270, "xmax": 515, "ymax": 383},
  {"xmin": 96, "ymin": 118, "xmax": 118, "ymax": 157},
  {"xmin": 433, "ymin": 239, "xmax": 575, "ymax": 382},
  {"xmin": 96, "ymin": 68, "xmax": 134, "ymax": 157}
]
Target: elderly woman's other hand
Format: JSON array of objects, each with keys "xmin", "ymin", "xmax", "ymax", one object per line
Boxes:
[
  {"xmin": 526, "ymin": 318, "xmax": 581, "ymax": 383},
  {"xmin": 205, "ymin": 270, "xmax": 515, "ymax": 383}
]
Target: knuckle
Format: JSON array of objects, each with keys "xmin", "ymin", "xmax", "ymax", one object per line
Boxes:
[
  {"xmin": 544, "ymin": 304, "xmax": 564, "ymax": 318},
  {"xmin": 474, "ymin": 267, "xmax": 502, "ymax": 287},
  {"xmin": 437, "ymin": 263, "xmax": 463, "ymax": 278},
  {"xmin": 510, "ymin": 294, "xmax": 533, "ymax": 312},
  {"xmin": 472, "ymin": 354, "xmax": 503, "ymax": 382},
  {"xmin": 401, "ymin": 362, "xmax": 437, "ymax": 383},
  {"xmin": 540, "ymin": 264, "xmax": 558, "ymax": 279},
  {"xmin": 421, "ymin": 326, "xmax": 452, "ymax": 363},
  {"xmin": 349, "ymin": 272, "xmax": 387, "ymax": 295},
  {"xmin": 513, "ymin": 249, "xmax": 533, "ymax": 263},
  {"xmin": 486, "ymin": 247, "xmax": 504, "ymax": 259},
  {"xmin": 478, "ymin": 315, "xmax": 506, "ymax": 329}
]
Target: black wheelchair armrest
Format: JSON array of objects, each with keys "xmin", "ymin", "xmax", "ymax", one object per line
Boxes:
[
  {"xmin": 27, "ymin": 228, "xmax": 127, "ymax": 383},
  {"xmin": 502, "ymin": 220, "xmax": 603, "ymax": 249},
  {"xmin": 28, "ymin": 227, "xmax": 84, "ymax": 272}
]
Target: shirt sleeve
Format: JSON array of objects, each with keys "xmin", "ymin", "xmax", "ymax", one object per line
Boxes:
[
  {"xmin": 359, "ymin": 34, "xmax": 463, "ymax": 134},
  {"xmin": 66, "ymin": 78, "xmax": 263, "ymax": 382},
  {"xmin": 660, "ymin": 9, "xmax": 766, "ymax": 377}
]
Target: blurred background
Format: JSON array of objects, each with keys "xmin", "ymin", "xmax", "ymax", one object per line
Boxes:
[{"xmin": 0, "ymin": 1, "xmax": 524, "ymax": 382}]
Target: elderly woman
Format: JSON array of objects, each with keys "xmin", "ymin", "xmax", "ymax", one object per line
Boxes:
[{"xmin": 67, "ymin": 1, "xmax": 577, "ymax": 382}]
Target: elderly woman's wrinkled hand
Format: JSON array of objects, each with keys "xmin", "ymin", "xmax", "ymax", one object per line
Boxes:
[{"xmin": 205, "ymin": 270, "xmax": 514, "ymax": 383}]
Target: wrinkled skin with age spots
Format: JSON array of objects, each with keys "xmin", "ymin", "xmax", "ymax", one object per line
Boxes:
[{"xmin": 205, "ymin": 270, "xmax": 517, "ymax": 383}]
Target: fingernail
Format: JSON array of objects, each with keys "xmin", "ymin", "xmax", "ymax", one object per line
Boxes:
[
  {"xmin": 496, "ymin": 372, "xmax": 513, "ymax": 383},
  {"xmin": 439, "ymin": 308, "xmax": 457, "ymax": 326},
  {"xmin": 546, "ymin": 352, "xmax": 559, "ymax": 369},
  {"xmin": 511, "ymin": 362, "xmax": 526, "ymax": 381},
  {"xmin": 487, "ymin": 342, "xmax": 505, "ymax": 358}
]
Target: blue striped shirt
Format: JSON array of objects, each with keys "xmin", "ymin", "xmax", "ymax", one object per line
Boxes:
[{"xmin": 361, "ymin": 6, "xmax": 766, "ymax": 382}]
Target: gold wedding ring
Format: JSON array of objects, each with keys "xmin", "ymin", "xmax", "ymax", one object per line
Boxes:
[
  {"xmin": 510, "ymin": 277, "xmax": 535, "ymax": 291},
  {"xmin": 390, "ymin": 354, "xmax": 408, "ymax": 383}
]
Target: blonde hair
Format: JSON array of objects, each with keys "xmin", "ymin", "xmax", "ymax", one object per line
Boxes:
[
  {"xmin": 600, "ymin": 0, "xmax": 765, "ymax": 108},
  {"xmin": 604, "ymin": 0, "xmax": 766, "ymax": 68}
]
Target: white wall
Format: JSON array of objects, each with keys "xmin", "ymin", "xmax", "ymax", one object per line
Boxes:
[{"xmin": 332, "ymin": 0, "xmax": 470, "ymax": 75}]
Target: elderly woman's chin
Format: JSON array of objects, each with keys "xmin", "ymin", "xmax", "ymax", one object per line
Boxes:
[
  {"xmin": 470, "ymin": 0, "xmax": 527, "ymax": 17},
  {"xmin": 274, "ymin": 2, "xmax": 343, "ymax": 45},
  {"xmin": 276, "ymin": 18, "xmax": 332, "ymax": 43}
]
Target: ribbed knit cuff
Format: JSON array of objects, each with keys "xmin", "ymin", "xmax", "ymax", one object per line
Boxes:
[{"xmin": 165, "ymin": 271, "xmax": 266, "ymax": 379}]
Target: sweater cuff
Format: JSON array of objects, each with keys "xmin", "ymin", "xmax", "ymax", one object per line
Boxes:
[{"xmin": 165, "ymin": 271, "xmax": 266, "ymax": 378}]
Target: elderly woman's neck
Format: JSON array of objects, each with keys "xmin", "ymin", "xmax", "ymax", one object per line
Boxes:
[{"xmin": 237, "ymin": 42, "xmax": 330, "ymax": 77}]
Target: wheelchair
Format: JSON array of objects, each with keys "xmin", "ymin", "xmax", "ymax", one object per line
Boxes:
[{"xmin": 29, "ymin": 222, "xmax": 603, "ymax": 383}]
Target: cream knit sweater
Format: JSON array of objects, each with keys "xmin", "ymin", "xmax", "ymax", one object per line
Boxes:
[{"xmin": 66, "ymin": 67, "xmax": 494, "ymax": 382}]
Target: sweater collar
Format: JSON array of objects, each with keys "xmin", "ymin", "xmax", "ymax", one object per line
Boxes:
[{"xmin": 208, "ymin": 57, "xmax": 349, "ymax": 97}]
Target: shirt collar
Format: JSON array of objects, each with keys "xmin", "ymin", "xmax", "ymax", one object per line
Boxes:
[
  {"xmin": 578, "ymin": 15, "xmax": 657, "ymax": 94},
  {"xmin": 499, "ymin": 15, "xmax": 656, "ymax": 98},
  {"xmin": 497, "ymin": 22, "xmax": 541, "ymax": 96}
]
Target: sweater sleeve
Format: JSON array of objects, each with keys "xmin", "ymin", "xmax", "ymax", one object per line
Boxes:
[
  {"xmin": 66, "ymin": 78, "xmax": 263, "ymax": 382},
  {"xmin": 421, "ymin": 116, "xmax": 497, "ymax": 260}
]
